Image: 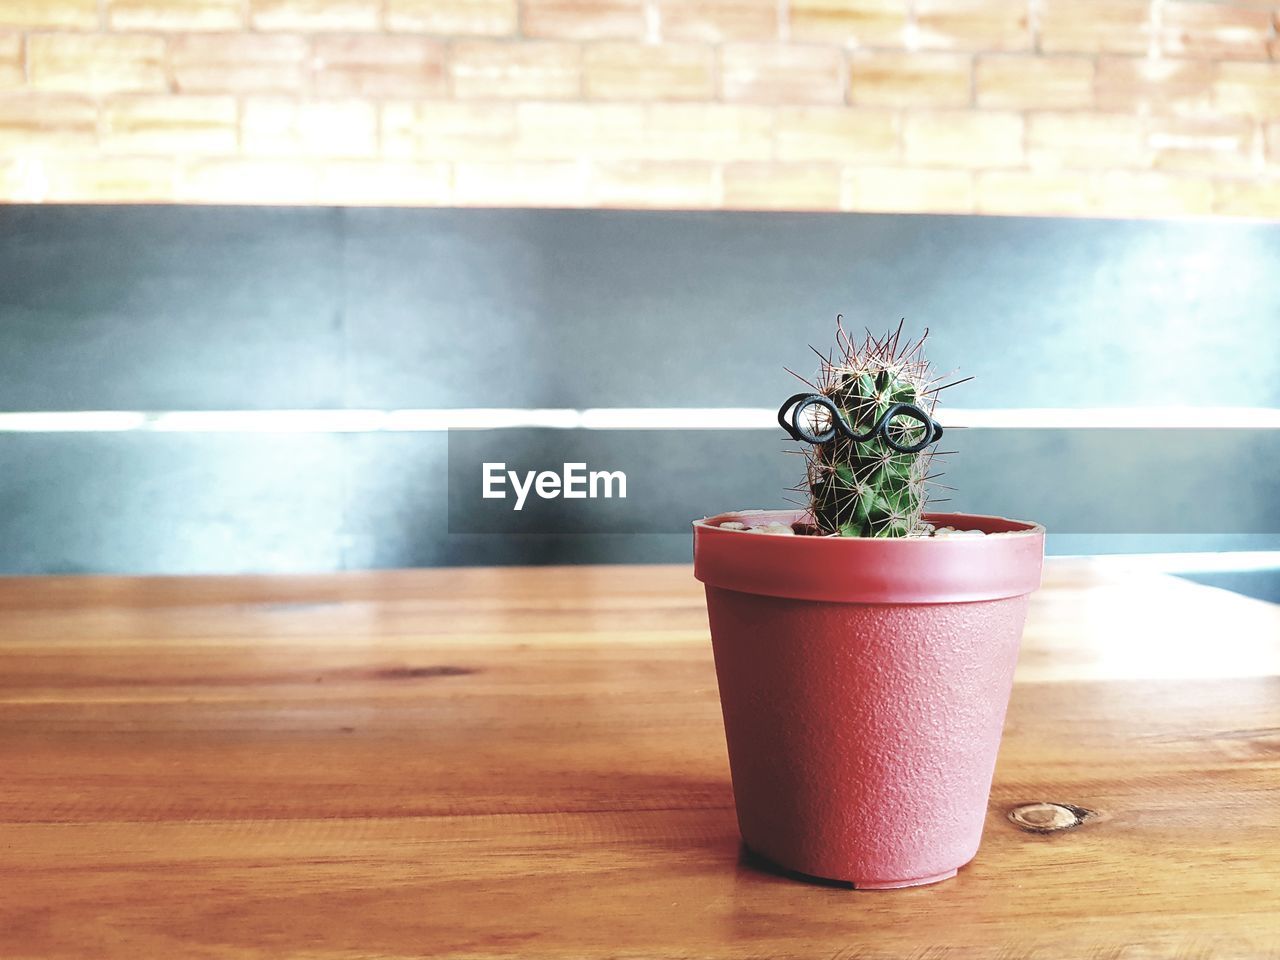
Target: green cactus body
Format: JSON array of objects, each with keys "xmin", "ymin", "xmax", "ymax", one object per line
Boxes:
[{"xmin": 801, "ymin": 322, "xmax": 941, "ymax": 538}]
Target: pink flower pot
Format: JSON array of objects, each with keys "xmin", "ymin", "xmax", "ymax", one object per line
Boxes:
[{"xmin": 693, "ymin": 510, "xmax": 1044, "ymax": 889}]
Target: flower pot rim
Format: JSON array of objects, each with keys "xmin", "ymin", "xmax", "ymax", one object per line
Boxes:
[
  {"xmin": 694, "ymin": 509, "xmax": 1045, "ymax": 604},
  {"xmin": 695, "ymin": 509, "xmax": 1044, "ymax": 538}
]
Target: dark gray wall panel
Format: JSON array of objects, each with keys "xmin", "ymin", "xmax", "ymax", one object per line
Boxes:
[
  {"xmin": 0, "ymin": 433, "xmax": 346, "ymax": 574},
  {"xmin": 0, "ymin": 206, "xmax": 345, "ymax": 411},
  {"xmin": 435, "ymin": 426, "xmax": 1280, "ymax": 537},
  {"xmin": 943, "ymin": 428, "xmax": 1280, "ymax": 534},
  {"xmin": 347, "ymin": 425, "xmax": 1280, "ymax": 577},
  {"xmin": 343, "ymin": 209, "xmax": 1280, "ymax": 409},
  {"xmin": 2, "ymin": 428, "xmax": 1277, "ymax": 576},
  {"xmin": 2, "ymin": 206, "xmax": 1277, "ymax": 411},
  {"xmin": 340, "ymin": 212, "xmax": 565, "ymax": 410}
]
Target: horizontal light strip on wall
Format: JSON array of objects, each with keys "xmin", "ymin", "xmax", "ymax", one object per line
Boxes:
[
  {"xmin": 1079, "ymin": 552, "xmax": 1280, "ymax": 574},
  {"xmin": 0, "ymin": 407, "xmax": 1277, "ymax": 433}
]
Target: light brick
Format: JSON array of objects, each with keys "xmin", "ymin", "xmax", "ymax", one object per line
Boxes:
[
  {"xmin": 975, "ymin": 170, "xmax": 1095, "ymax": 215},
  {"xmin": 0, "ymin": 96, "xmax": 96, "ymax": 152},
  {"xmin": 453, "ymin": 159, "xmax": 589, "ymax": 205},
  {"xmin": 915, "ymin": 0, "xmax": 1030, "ymax": 51},
  {"xmin": 849, "ymin": 51, "xmax": 971, "ymax": 108},
  {"xmin": 521, "ymin": 0, "xmax": 646, "ymax": 40},
  {"xmin": 383, "ymin": 100, "xmax": 518, "ymax": 160},
  {"xmin": 1027, "ymin": 112, "xmax": 1150, "ymax": 169},
  {"xmin": 1095, "ymin": 170, "xmax": 1214, "ymax": 216},
  {"xmin": 591, "ymin": 160, "xmax": 718, "ymax": 207},
  {"xmin": 1215, "ymin": 62, "xmax": 1280, "ymax": 120},
  {"xmin": 789, "ymin": 0, "xmax": 907, "ymax": 48},
  {"xmin": 7, "ymin": 1, "xmax": 1266, "ymax": 211},
  {"xmin": 644, "ymin": 103, "xmax": 774, "ymax": 161},
  {"xmin": 1146, "ymin": 115, "xmax": 1256, "ymax": 175},
  {"xmin": 172, "ymin": 34, "xmax": 308, "ymax": 95},
  {"xmin": 26, "ymin": 157, "xmax": 179, "ymax": 201},
  {"xmin": 386, "ymin": 0, "xmax": 516, "ymax": 35},
  {"xmin": 316, "ymin": 159, "xmax": 451, "ymax": 204},
  {"xmin": 585, "ymin": 43, "xmax": 714, "ymax": 101},
  {"xmin": 1095, "ymin": 56, "xmax": 1213, "ymax": 114},
  {"xmin": 313, "ymin": 36, "xmax": 446, "ymax": 98},
  {"xmin": 1158, "ymin": 2, "xmax": 1272, "ymax": 60},
  {"xmin": 514, "ymin": 102, "xmax": 645, "ymax": 160},
  {"xmin": 975, "ymin": 55, "xmax": 1093, "ymax": 110},
  {"xmin": 107, "ymin": 0, "xmax": 243, "ymax": 31},
  {"xmin": 102, "ymin": 95, "xmax": 237, "ymax": 155},
  {"xmin": 1040, "ymin": 1, "xmax": 1152, "ymax": 55},
  {"xmin": 842, "ymin": 166, "xmax": 974, "ymax": 213},
  {"xmin": 0, "ymin": 33, "xmax": 21, "ymax": 89},
  {"xmin": 660, "ymin": 0, "xmax": 778, "ymax": 43},
  {"xmin": 775, "ymin": 106, "xmax": 899, "ymax": 162},
  {"xmin": 451, "ymin": 41, "xmax": 581, "ymax": 100},
  {"xmin": 28, "ymin": 34, "xmax": 166, "ymax": 94},
  {"xmin": 1213, "ymin": 177, "xmax": 1280, "ymax": 217},
  {"xmin": 722, "ymin": 161, "xmax": 842, "ymax": 209},
  {"xmin": 178, "ymin": 158, "xmax": 319, "ymax": 202},
  {"xmin": 242, "ymin": 98, "xmax": 377, "ymax": 158},
  {"xmin": 249, "ymin": 0, "xmax": 379, "ymax": 32},
  {"xmin": 903, "ymin": 111, "xmax": 1023, "ymax": 168},
  {"xmin": 720, "ymin": 43, "xmax": 843, "ymax": 105},
  {"xmin": 0, "ymin": 0, "xmax": 97, "ymax": 29}
]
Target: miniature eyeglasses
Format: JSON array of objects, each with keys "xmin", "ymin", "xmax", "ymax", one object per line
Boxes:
[{"xmin": 777, "ymin": 393, "xmax": 944, "ymax": 455}]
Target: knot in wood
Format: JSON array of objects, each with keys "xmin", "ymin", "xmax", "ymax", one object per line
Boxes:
[{"xmin": 1007, "ymin": 802, "xmax": 1093, "ymax": 834}]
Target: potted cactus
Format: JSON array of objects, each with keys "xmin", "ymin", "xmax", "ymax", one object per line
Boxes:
[{"xmin": 693, "ymin": 321, "xmax": 1044, "ymax": 889}]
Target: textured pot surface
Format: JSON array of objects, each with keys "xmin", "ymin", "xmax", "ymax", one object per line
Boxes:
[{"xmin": 694, "ymin": 510, "xmax": 1044, "ymax": 889}]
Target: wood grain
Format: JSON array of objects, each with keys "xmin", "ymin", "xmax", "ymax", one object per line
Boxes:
[{"xmin": 2, "ymin": 559, "xmax": 1278, "ymax": 958}]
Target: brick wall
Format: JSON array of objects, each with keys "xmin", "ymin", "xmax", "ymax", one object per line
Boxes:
[{"xmin": 0, "ymin": 0, "xmax": 1277, "ymax": 216}]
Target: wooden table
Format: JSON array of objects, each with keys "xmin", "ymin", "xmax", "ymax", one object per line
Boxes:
[{"xmin": 3, "ymin": 560, "xmax": 1279, "ymax": 959}]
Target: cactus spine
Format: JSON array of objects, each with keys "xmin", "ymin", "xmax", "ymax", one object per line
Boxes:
[{"xmin": 802, "ymin": 320, "xmax": 942, "ymax": 538}]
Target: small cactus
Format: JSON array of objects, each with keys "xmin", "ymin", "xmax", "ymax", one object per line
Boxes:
[{"xmin": 791, "ymin": 319, "xmax": 951, "ymax": 538}]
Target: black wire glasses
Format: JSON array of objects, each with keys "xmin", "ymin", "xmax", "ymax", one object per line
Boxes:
[{"xmin": 777, "ymin": 392, "xmax": 944, "ymax": 455}]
